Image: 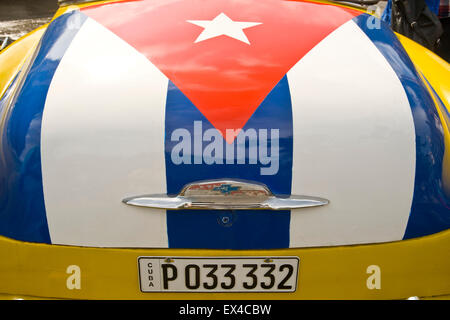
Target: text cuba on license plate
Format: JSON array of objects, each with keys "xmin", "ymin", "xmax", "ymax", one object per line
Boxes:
[{"xmin": 138, "ymin": 257, "xmax": 299, "ymax": 292}]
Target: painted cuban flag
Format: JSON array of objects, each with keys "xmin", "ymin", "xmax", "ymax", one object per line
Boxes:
[{"xmin": 0, "ymin": 0, "xmax": 448, "ymax": 249}]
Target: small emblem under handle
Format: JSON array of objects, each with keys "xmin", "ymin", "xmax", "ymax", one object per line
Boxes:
[{"xmin": 123, "ymin": 179, "xmax": 329, "ymax": 210}]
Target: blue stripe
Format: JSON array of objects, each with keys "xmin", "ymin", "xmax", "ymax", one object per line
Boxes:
[
  {"xmin": 165, "ymin": 76, "xmax": 293, "ymax": 249},
  {"xmin": 422, "ymin": 75, "xmax": 450, "ymax": 213},
  {"xmin": 354, "ymin": 14, "xmax": 449, "ymax": 239},
  {"xmin": 425, "ymin": 77, "xmax": 450, "ymax": 120},
  {"xmin": 0, "ymin": 11, "xmax": 87, "ymax": 243}
]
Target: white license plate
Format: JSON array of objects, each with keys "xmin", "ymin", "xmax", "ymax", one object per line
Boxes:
[{"xmin": 138, "ymin": 256, "xmax": 299, "ymax": 292}]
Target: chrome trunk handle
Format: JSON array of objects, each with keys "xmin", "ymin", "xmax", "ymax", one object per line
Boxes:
[{"xmin": 123, "ymin": 179, "xmax": 329, "ymax": 210}]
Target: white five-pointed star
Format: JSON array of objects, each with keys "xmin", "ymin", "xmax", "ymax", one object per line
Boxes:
[{"xmin": 187, "ymin": 13, "xmax": 262, "ymax": 45}]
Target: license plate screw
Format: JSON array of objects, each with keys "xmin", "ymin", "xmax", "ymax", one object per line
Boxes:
[
  {"xmin": 264, "ymin": 258, "xmax": 273, "ymax": 263},
  {"xmin": 164, "ymin": 258, "xmax": 174, "ymax": 263}
]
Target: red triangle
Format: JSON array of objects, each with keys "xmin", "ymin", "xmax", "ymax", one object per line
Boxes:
[{"xmin": 82, "ymin": 0, "xmax": 360, "ymax": 143}]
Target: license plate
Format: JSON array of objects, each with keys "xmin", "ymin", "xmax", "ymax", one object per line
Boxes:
[{"xmin": 138, "ymin": 256, "xmax": 299, "ymax": 292}]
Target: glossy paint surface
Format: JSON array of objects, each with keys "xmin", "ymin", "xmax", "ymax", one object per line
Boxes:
[
  {"xmin": 0, "ymin": 229, "xmax": 449, "ymax": 299},
  {"xmin": 0, "ymin": 11, "xmax": 87, "ymax": 243},
  {"xmin": 165, "ymin": 76, "xmax": 292, "ymax": 249},
  {"xmin": 0, "ymin": 26, "xmax": 47, "ymax": 101},
  {"xmin": 41, "ymin": 16, "xmax": 169, "ymax": 247},
  {"xmin": 354, "ymin": 15, "xmax": 450, "ymax": 239},
  {"xmin": 81, "ymin": 0, "xmax": 360, "ymax": 142},
  {"xmin": 287, "ymin": 18, "xmax": 416, "ymax": 247},
  {"xmin": 0, "ymin": 0, "xmax": 448, "ymax": 248},
  {"xmin": 397, "ymin": 34, "xmax": 450, "ymax": 199}
]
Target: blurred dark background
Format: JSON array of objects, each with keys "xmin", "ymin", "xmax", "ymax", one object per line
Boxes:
[
  {"xmin": 0, "ymin": 0, "xmax": 58, "ymax": 21},
  {"xmin": 0, "ymin": 0, "xmax": 58, "ymax": 41}
]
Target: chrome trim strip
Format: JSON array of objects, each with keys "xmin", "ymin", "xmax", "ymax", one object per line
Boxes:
[{"xmin": 123, "ymin": 179, "xmax": 329, "ymax": 210}]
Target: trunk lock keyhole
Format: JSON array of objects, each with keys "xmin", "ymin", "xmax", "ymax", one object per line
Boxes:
[{"xmin": 217, "ymin": 211, "xmax": 235, "ymax": 227}]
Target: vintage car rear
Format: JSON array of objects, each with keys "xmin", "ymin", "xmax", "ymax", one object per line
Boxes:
[{"xmin": 0, "ymin": 0, "xmax": 449, "ymax": 299}]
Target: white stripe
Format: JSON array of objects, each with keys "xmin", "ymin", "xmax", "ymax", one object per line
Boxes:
[
  {"xmin": 41, "ymin": 18, "xmax": 169, "ymax": 247},
  {"xmin": 287, "ymin": 20, "xmax": 416, "ymax": 247}
]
